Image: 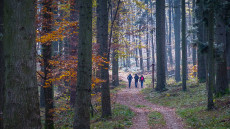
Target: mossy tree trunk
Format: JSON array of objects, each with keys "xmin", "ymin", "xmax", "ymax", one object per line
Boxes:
[
  {"xmin": 73, "ymin": 0, "xmax": 92, "ymax": 128},
  {"xmin": 3, "ymin": 0, "xmax": 41, "ymax": 128}
]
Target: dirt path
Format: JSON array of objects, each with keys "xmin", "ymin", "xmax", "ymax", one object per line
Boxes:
[{"xmin": 116, "ymin": 74, "xmax": 185, "ymax": 129}]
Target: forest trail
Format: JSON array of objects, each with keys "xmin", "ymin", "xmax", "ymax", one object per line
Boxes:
[{"xmin": 116, "ymin": 73, "xmax": 185, "ymax": 129}]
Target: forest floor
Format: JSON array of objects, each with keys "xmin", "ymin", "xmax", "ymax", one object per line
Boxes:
[{"xmin": 116, "ymin": 73, "xmax": 186, "ymax": 129}]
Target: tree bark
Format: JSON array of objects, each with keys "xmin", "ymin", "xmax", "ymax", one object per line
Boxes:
[
  {"xmin": 146, "ymin": 2, "xmax": 150, "ymax": 71},
  {"xmin": 215, "ymin": 3, "xmax": 229, "ymax": 96},
  {"xmin": 41, "ymin": 0, "xmax": 54, "ymax": 128},
  {"xmin": 181, "ymin": 0, "xmax": 187, "ymax": 91},
  {"xmin": 73, "ymin": 0, "xmax": 92, "ymax": 128},
  {"xmin": 227, "ymin": 29, "xmax": 230, "ymax": 84},
  {"xmin": 192, "ymin": 0, "xmax": 197, "ymax": 66},
  {"xmin": 156, "ymin": 0, "xmax": 166, "ymax": 91},
  {"xmin": 173, "ymin": 0, "xmax": 181, "ymax": 82},
  {"xmin": 69, "ymin": 0, "xmax": 79, "ymax": 107},
  {"xmin": 3, "ymin": 0, "xmax": 41, "ymax": 128},
  {"xmin": 112, "ymin": 7, "xmax": 120, "ymax": 87},
  {"xmin": 139, "ymin": 25, "xmax": 144, "ymax": 72},
  {"xmin": 97, "ymin": 0, "xmax": 112, "ymax": 118},
  {"xmin": 196, "ymin": 0, "xmax": 206, "ymax": 83},
  {"xmin": 0, "ymin": 0, "xmax": 4, "ymax": 128},
  {"xmin": 207, "ymin": 1, "xmax": 215, "ymax": 110},
  {"xmin": 168, "ymin": 0, "xmax": 173, "ymax": 66}
]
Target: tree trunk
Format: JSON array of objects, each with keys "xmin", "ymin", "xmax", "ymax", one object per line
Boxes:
[
  {"xmin": 207, "ymin": 1, "xmax": 215, "ymax": 110},
  {"xmin": 135, "ymin": 35, "xmax": 139, "ymax": 67},
  {"xmin": 156, "ymin": 0, "xmax": 166, "ymax": 91},
  {"xmin": 112, "ymin": 10, "xmax": 120, "ymax": 87},
  {"xmin": 73, "ymin": 0, "xmax": 92, "ymax": 128},
  {"xmin": 173, "ymin": 0, "xmax": 181, "ymax": 82},
  {"xmin": 139, "ymin": 26, "xmax": 144, "ymax": 72},
  {"xmin": 181, "ymin": 0, "xmax": 187, "ymax": 91},
  {"xmin": 3, "ymin": 0, "xmax": 41, "ymax": 128},
  {"xmin": 215, "ymin": 5, "xmax": 229, "ymax": 96},
  {"xmin": 97, "ymin": 0, "xmax": 112, "ymax": 118},
  {"xmin": 69, "ymin": 0, "xmax": 79, "ymax": 107},
  {"xmin": 192, "ymin": 0, "xmax": 197, "ymax": 66},
  {"xmin": 168, "ymin": 0, "xmax": 173, "ymax": 66},
  {"xmin": 41, "ymin": 0, "xmax": 54, "ymax": 128},
  {"xmin": 146, "ymin": 3, "xmax": 150, "ymax": 71},
  {"xmin": 196, "ymin": 0, "xmax": 206, "ymax": 83},
  {"xmin": 0, "ymin": 0, "xmax": 4, "ymax": 128},
  {"xmin": 227, "ymin": 29, "xmax": 230, "ymax": 84}
]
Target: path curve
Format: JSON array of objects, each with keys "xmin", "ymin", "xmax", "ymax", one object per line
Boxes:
[{"xmin": 116, "ymin": 74, "xmax": 185, "ymax": 129}]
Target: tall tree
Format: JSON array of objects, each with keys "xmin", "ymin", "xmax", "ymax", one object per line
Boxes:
[
  {"xmin": 192, "ymin": 0, "xmax": 197, "ymax": 66},
  {"xmin": 0, "ymin": 0, "xmax": 4, "ymax": 128},
  {"xmin": 207, "ymin": 1, "xmax": 215, "ymax": 110},
  {"xmin": 181, "ymin": 0, "xmax": 187, "ymax": 91},
  {"xmin": 196, "ymin": 0, "xmax": 206, "ymax": 83},
  {"xmin": 215, "ymin": 0, "xmax": 229, "ymax": 96},
  {"xmin": 69, "ymin": 0, "xmax": 79, "ymax": 107},
  {"xmin": 139, "ymin": 27, "xmax": 144, "ymax": 72},
  {"xmin": 168, "ymin": 0, "xmax": 173, "ymax": 66},
  {"xmin": 156, "ymin": 0, "xmax": 166, "ymax": 91},
  {"xmin": 146, "ymin": 1, "xmax": 150, "ymax": 71},
  {"xmin": 112, "ymin": 4, "xmax": 120, "ymax": 87},
  {"xmin": 3, "ymin": 0, "xmax": 41, "ymax": 128},
  {"xmin": 173, "ymin": 0, "xmax": 181, "ymax": 82},
  {"xmin": 41, "ymin": 0, "xmax": 54, "ymax": 128},
  {"xmin": 73, "ymin": 0, "xmax": 92, "ymax": 128},
  {"xmin": 97, "ymin": 0, "xmax": 112, "ymax": 117}
]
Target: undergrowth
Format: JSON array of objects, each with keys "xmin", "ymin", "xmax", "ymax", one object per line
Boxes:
[
  {"xmin": 142, "ymin": 76, "xmax": 230, "ymax": 128},
  {"xmin": 148, "ymin": 111, "xmax": 166, "ymax": 128},
  {"xmin": 40, "ymin": 80, "xmax": 134, "ymax": 129}
]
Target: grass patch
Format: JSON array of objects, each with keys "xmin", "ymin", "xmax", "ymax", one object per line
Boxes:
[
  {"xmin": 142, "ymin": 76, "xmax": 230, "ymax": 128},
  {"xmin": 135, "ymin": 104, "xmax": 146, "ymax": 108},
  {"xmin": 110, "ymin": 81, "xmax": 126, "ymax": 94},
  {"xmin": 148, "ymin": 111, "xmax": 166, "ymax": 128},
  {"xmin": 91, "ymin": 104, "xmax": 134, "ymax": 129}
]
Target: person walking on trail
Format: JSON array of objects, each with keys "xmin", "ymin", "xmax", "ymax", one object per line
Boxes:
[
  {"xmin": 139, "ymin": 75, "xmax": 145, "ymax": 88},
  {"xmin": 134, "ymin": 74, "xmax": 139, "ymax": 88},
  {"xmin": 127, "ymin": 74, "xmax": 133, "ymax": 88}
]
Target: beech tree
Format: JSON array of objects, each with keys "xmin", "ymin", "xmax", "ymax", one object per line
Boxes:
[
  {"xmin": 73, "ymin": 0, "xmax": 92, "ymax": 128},
  {"xmin": 3, "ymin": 0, "xmax": 41, "ymax": 128},
  {"xmin": 41, "ymin": 0, "xmax": 54, "ymax": 128},
  {"xmin": 97, "ymin": 0, "xmax": 112, "ymax": 118},
  {"xmin": 156, "ymin": 0, "xmax": 166, "ymax": 91}
]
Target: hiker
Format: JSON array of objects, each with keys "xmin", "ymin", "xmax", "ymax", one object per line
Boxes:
[
  {"xmin": 139, "ymin": 75, "xmax": 145, "ymax": 88},
  {"xmin": 127, "ymin": 74, "xmax": 133, "ymax": 88},
  {"xmin": 134, "ymin": 74, "xmax": 139, "ymax": 88}
]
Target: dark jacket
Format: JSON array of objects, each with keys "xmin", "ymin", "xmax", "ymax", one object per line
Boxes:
[
  {"xmin": 134, "ymin": 75, "xmax": 139, "ymax": 82},
  {"xmin": 127, "ymin": 75, "xmax": 133, "ymax": 81}
]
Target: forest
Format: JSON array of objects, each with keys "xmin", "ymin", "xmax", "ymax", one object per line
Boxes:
[{"xmin": 0, "ymin": 0, "xmax": 230, "ymax": 129}]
